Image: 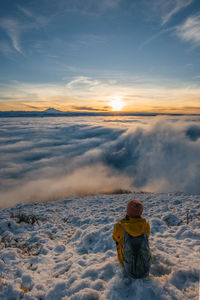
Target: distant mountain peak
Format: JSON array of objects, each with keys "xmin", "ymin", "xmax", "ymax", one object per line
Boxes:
[{"xmin": 43, "ymin": 108, "xmax": 62, "ymax": 114}]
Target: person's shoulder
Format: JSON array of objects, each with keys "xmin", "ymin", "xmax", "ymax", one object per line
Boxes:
[
  {"xmin": 138, "ymin": 217, "xmax": 150, "ymax": 229},
  {"xmin": 140, "ymin": 216, "xmax": 149, "ymax": 223},
  {"xmin": 119, "ymin": 217, "xmax": 127, "ymax": 224},
  {"xmin": 114, "ymin": 217, "xmax": 126, "ymax": 226}
]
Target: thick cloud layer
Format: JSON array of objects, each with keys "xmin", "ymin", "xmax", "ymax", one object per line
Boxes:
[{"xmin": 0, "ymin": 116, "xmax": 200, "ymax": 207}]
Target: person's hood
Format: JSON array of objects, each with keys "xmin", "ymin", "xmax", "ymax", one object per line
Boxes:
[{"xmin": 119, "ymin": 217, "xmax": 148, "ymax": 237}]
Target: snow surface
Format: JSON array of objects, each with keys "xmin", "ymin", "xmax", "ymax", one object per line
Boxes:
[{"xmin": 0, "ymin": 193, "xmax": 199, "ymax": 299}]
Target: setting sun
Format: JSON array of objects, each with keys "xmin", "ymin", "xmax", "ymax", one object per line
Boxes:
[{"xmin": 109, "ymin": 96, "xmax": 125, "ymax": 111}]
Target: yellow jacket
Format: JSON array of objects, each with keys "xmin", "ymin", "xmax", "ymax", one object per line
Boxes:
[{"xmin": 112, "ymin": 216, "xmax": 150, "ymax": 266}]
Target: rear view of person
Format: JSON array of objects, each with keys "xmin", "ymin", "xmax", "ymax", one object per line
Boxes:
[{"xmin": 112, "ymin": 200, "xmax": 151, "ymax": 278}]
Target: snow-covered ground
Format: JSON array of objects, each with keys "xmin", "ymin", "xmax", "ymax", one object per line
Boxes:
[{"xmin": 0, "ymin": 192, "xmax": 199, "ymax": 300}]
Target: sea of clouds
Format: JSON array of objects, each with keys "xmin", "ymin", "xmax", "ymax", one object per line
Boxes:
[{"xmin": 0, "ymin": 115, "xmax": 200, "ymax": 208}]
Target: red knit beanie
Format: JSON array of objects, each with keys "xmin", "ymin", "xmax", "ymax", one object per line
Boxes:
[{"xmin": 126, "ymin": 200, "xmax": 143, "ymax": 217}]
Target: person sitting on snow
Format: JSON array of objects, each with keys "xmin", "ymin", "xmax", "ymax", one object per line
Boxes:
[{"xmin": 112, "ymin": 199, "xmax": 151, "ymax": 278}]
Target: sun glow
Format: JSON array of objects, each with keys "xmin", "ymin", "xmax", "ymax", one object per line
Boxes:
[{"xmin": 109, "ymin": 96, "xmax": 125, "ymax": 111}]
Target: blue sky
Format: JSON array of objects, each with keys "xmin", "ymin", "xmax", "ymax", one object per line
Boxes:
[{"xmin": 0, "ymin": 0, "xmax": 200, "ymax": 112}]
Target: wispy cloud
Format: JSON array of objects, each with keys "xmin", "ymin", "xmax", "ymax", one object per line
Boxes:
[
  {"xmin": 137, "ymin": 0, "xmax": 193, "ymax": 49},
  {"xmin": 18, "ymin": 5, "xmax": 48, "ymax": 27},
  {"xmin": 138, "ymin": 0, "xmax": 193, "ymax": 25},
  {"xmin": 161, "ymin": 0, "xmax": 193, "ymax": 25},
  {"xmin": 0, "ymin": 18, "xmax": 24, "ymax": 54},
  {"xmin": 100, "ymin": 0, "xmax": 121, "ymax": 10},
  {"xmin": 176, "ymin": 14, "xmax": 200, "ymax": 46},
  {"xmin": 0, "ymin": 6, "xmax": 48, "ymax": 54},
  {"xmin": 139, "ymin": 28, "xmax": 172, "ymax": 50},
  {"xmin": 192, "ymin": 75, "xmax": 200, "ymax": 80},
  {"xmin": 66, "ymin": 76, "xmax": 100, "ymax": 89},
  {"xmin": 59, "ymin": 0, "xmax": 121, "ymax": 15}
]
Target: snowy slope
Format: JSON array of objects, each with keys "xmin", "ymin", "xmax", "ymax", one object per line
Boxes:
[{"xmin": 0, "ymin": 193, "xmax": 199, "ymax": 300}]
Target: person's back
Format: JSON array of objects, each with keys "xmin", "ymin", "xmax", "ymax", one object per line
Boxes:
[{"xmin": 112, "ymin": 200, "xmax": 151, "ymax": 278}]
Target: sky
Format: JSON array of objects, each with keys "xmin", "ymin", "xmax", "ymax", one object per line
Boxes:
[{"xmin": 0, "ymin": 0, "xmax": 200, "ymax": 113}]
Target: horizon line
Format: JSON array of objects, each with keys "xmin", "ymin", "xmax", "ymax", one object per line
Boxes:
[{"xmin": 0, "ymin": 109, "xmax": 200, "ymax": 117}]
